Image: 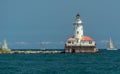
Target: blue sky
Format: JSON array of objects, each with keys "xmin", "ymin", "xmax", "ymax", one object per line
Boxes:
[{"xmin": 0, "ymin": 0, "xmax": 120, "ymax": 49}]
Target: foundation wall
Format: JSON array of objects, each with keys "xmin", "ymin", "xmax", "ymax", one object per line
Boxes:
[{"xmin": 65, "ymin": 45, "xmax": 99, "ymax": 53}]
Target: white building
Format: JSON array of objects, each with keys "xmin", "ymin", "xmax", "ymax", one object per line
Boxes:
[{"xmin": 65, "ymin": 13, "xmax": 99, "ymax": 53}]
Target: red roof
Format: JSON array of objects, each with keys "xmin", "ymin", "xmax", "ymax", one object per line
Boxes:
[
  {"xmin": 67, "ymin": 37, "xmax": 76, "ymax": 41},
  {"xmin": 81, "ymin": 36, "xmax": 93, "ymax": 41}
]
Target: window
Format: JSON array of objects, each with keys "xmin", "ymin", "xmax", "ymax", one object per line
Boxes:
[
  {"xmin": 72, "ymin": 42, "xmax": 74, "ymax": 44},
  {"xmin": 77, "ymin": 40, "xmax": 79, "ymax": 43},
  {"xmin": 77, "ymin": 31, "xmax": 79, "ymax": 34},
  {"xmin": 68, "ymin": 41, "xmax": 71, "ymax": 44},
  {"xmin": 89, "ymin": 41, "xmax": 92, "ymax": 44}
]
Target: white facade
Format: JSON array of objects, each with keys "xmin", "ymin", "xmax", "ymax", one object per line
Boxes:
[
  {"xmin": 73, "ymin": 14, "xmax": 83, "ymax": 39},
  {"xmin": 80, "ymin": 41, "xmax": 96, "ymax": 46},
  {"xmin": 66, "ymin": 13, "xmax": 96, "ymax": 47},
  {"xmin": 66, "ymin": 40, "xmax": 95, "ymax": 46}
]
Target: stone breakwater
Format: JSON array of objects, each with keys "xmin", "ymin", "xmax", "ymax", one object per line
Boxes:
[{"xmin": 0, "ymin": 50, "xmax": 64, "ymax": 54}]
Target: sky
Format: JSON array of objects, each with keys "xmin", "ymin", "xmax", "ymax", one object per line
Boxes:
[{"xmin": 0, "ymin": 0, "xmax": 120, "ymax": 49}]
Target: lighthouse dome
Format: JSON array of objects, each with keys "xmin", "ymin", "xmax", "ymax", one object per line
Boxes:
[{"xmin": 81, "ymin": 36, "xmax": 93, "ymax": 41}]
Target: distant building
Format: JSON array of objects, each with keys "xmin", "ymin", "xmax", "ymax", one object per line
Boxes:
[{"xmin": 65, "ymin": 13, "xmax": 99, "ymax": 53}]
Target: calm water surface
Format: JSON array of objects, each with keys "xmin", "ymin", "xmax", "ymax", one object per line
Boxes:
[{"xmin": 0, "ymin": 50, "xmax": 120, "ymax": 74}]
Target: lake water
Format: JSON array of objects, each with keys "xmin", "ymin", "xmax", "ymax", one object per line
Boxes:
[{"xmin": 0, "ymin": 49, "xmax": 120, "ymax": 74}]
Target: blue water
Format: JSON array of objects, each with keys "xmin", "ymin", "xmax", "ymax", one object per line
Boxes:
[{"xmin": 0, "ymin": 50, "xmax": 120, "ymax": 74}]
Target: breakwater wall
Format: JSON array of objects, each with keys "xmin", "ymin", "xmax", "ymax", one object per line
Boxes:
[{"xmin": 0, "ymin": 50, "xmax": 64, "ymax": 54}]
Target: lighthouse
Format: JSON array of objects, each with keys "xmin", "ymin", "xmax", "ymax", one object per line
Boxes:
[
  {"xmin": 65, "ymin": 13, "xmax": 99, "ymax": 53},
  {"xmin": 74, "ymin": 13, "xmax": 83, "ymax": 39}
]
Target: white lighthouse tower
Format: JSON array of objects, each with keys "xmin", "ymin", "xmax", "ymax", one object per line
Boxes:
[
  {"xmin": 65, "ymin": 13, "xmax": 99, "ymax": 53},
  {"xmin": 74, "ymin": 13, "xmax": 83, "ymax": 39}
]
